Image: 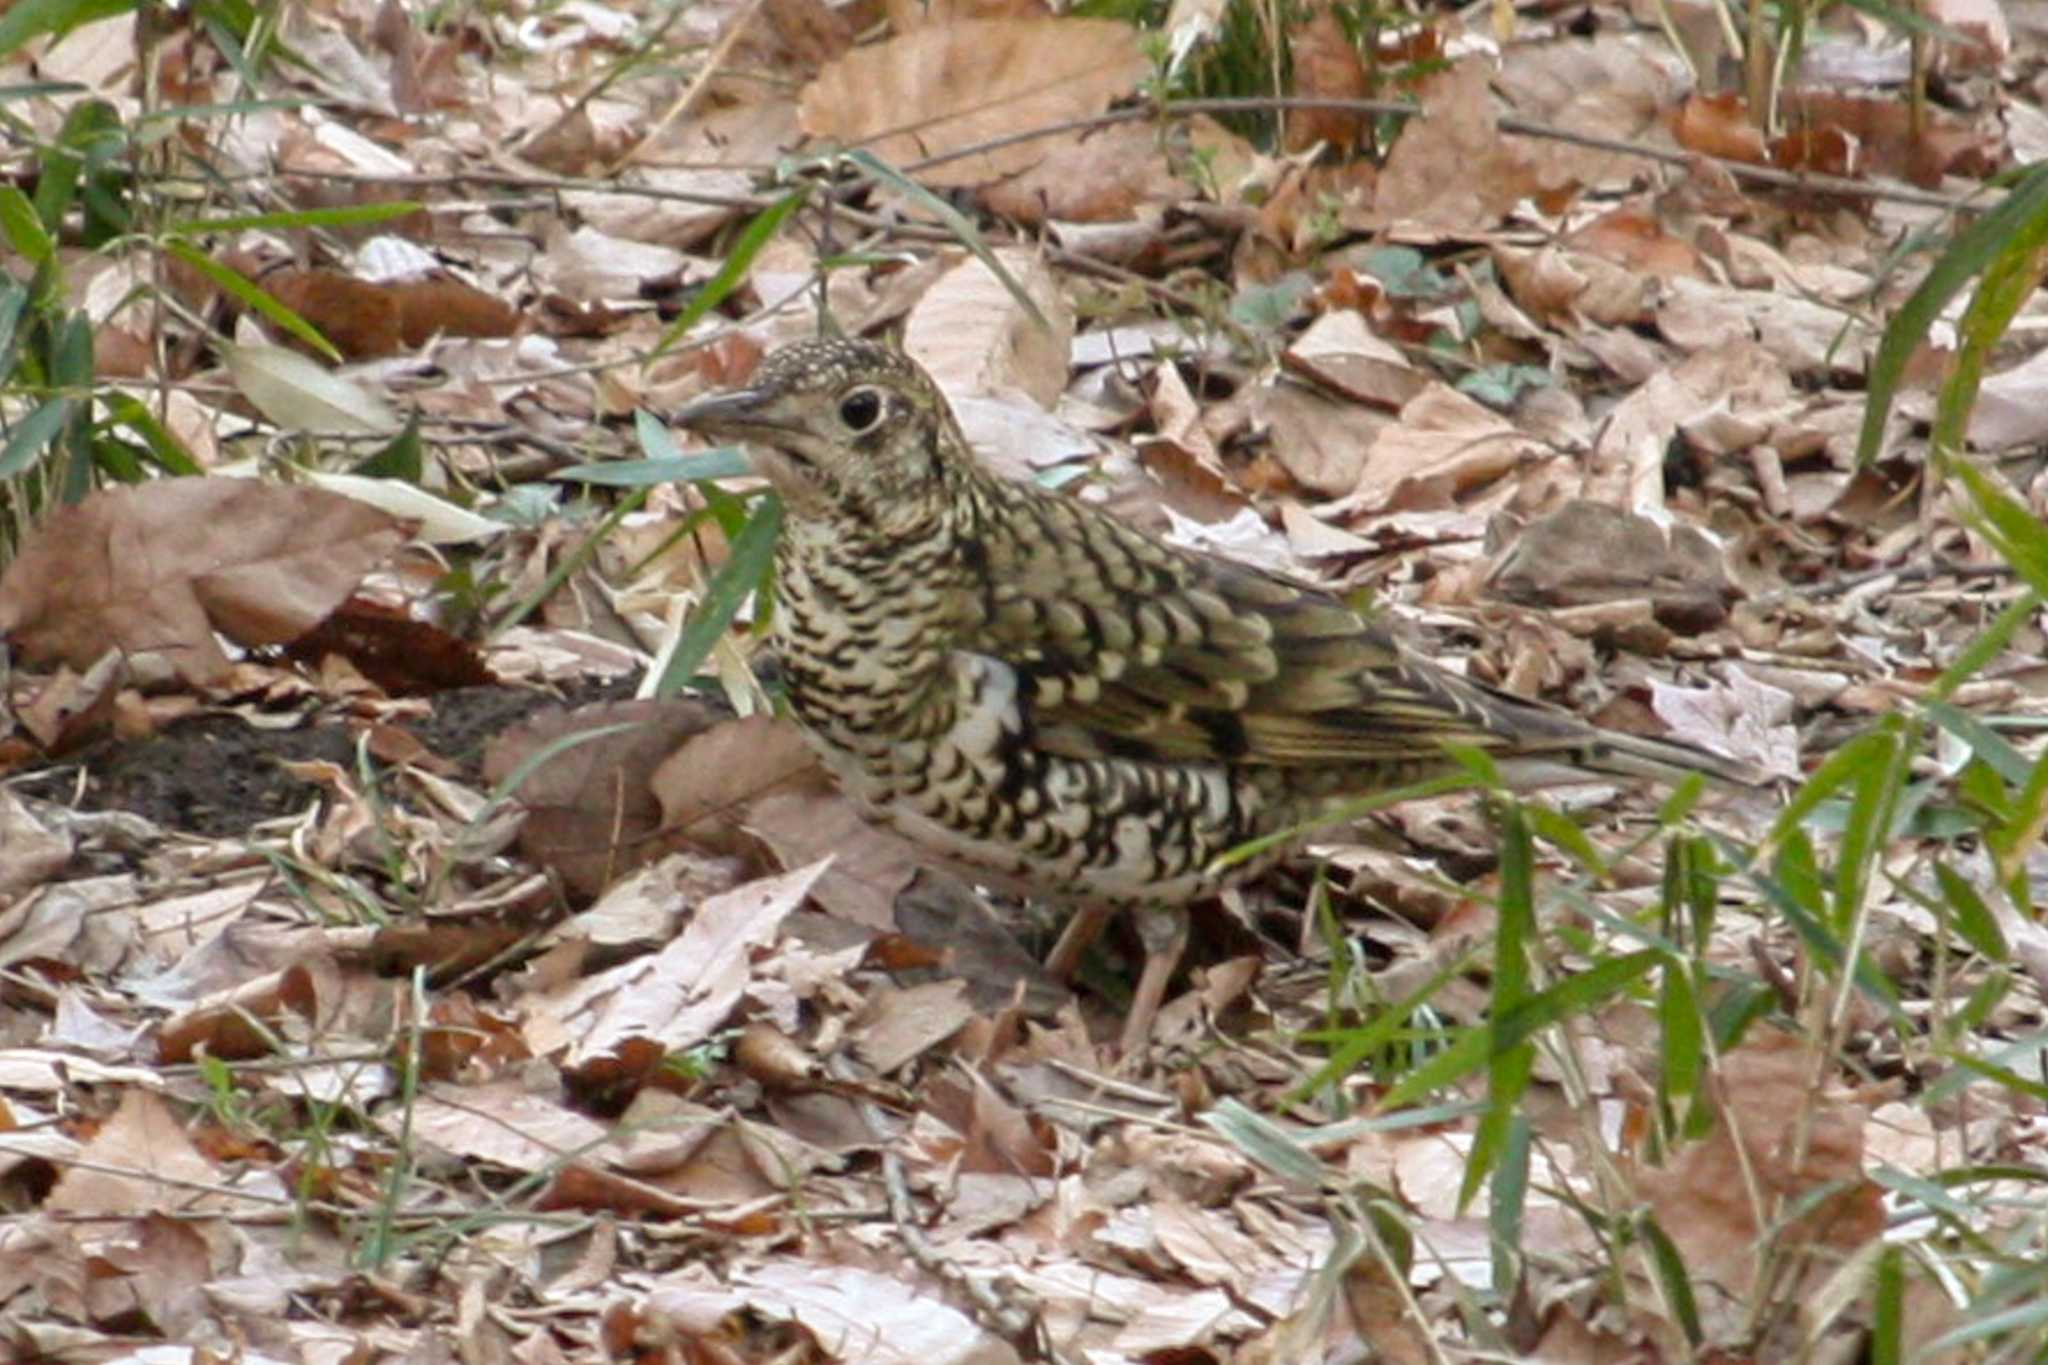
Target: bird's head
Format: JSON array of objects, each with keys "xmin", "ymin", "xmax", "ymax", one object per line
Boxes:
[{"xmin": 674, "ymin": 338, "xmax": 959, "ymax": 532}]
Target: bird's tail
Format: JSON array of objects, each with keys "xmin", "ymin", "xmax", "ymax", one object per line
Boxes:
[{"xmin": 1496, "ymin": 727, "xmax": 1770, "ymax": 792}]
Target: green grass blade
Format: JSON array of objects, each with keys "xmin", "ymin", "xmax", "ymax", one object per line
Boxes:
[
  {"xmin": 654, "ymin": 494, "xmax": 782, "ymax": 696},
  {"xmin": 1858, "ymin": 163, "xmax": 2048, "ymax": 464},
  {"xmin": 652, "ymin": 187, "xmax": 808, "ymax": 359},
  {"xmin": 559, "ymin": 451, "xmax": 755, "ymax": 487},
  {"xmin": 166, "ymin": 240, "xmax": 341, "ymax": 363},
  {"xmin": 168, "ymin": 201, "xmax": 426, "ymax": 234},
  {"xmin": 0, "ymin": 0, "xmax": 134, "ymax": 60}
]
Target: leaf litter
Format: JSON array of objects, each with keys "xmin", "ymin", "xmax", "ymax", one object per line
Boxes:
[{"xmin": 1, "ymin": 0, "xmax": 2046, "ymax": 1359}]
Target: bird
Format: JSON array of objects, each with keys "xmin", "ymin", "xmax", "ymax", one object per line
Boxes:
[{"xmin": 674, "ymin": 337, "xmax": 1767, "ymax": 1055}]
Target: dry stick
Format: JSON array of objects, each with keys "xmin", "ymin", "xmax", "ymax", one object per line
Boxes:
[
  {"xmin": 272, "ymin": 90, "xmax": 1991, "ymax": 222},
  {"xmin": 900, "ymin": 94, "xmax": 1986, "ymax": 213}
]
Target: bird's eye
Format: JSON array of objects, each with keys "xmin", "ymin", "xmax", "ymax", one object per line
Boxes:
[{"xmin": 838, "ymin": 387, "xmax": 885, "ymax": 433}]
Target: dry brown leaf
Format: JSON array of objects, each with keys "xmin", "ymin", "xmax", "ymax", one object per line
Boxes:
[
  {"xmin": 798, "ymin": 18, "xmax": 1145, "ymax": 187},
  {"xmin": 1370, "ymin": 59, "xmax": 1541, "ymax": 231},
  {"xmin": 44, "ymin": 1088, "xmax": 233, "ymax": 1216},
  {"xmin": 385, "ymin": 1080, "xmax": 616, "ymax": 1174},
  {"xmin": 978, "ymin": 118, "xmax": 1187, "ymax": 224},
  {"xmin": 1494, "ymin": 34, "xmax": 1680, "ymax": 196},
  {"xmin": 1563, "ymin": 204, "xmax": 1710, "ymax": 282},
  {"xmin": 1252, "ymin": 381, "xmax": 1389, "ymax": 498},
  {"xmin": 0, "ymin": 479, "xmax": 409, "ymax": 687},
  {"xmin": 744, "ymin": 778, "xmax": 926, "ymax": 931},
  {"xmin": 1779, "ymin": 91, "xmax": 1999, "ymax": 186},
  {"xmin": 1284, "ymin": 1, "xmax": 1369, "ymax": 155},
  {"xmin": 1649, "ymin": 667, "xmax": 1801, "ymax": 775},
  {"xmin": 1347, "ymin": 383, "xmax": 1541, "ymax": 512},
  {"xmin": 903, "ymin": 247, "xmax": 1073, "ymax": 407},
  {"xmin": 887, "ymin": 0, "xmax": 1051, "ymax": 30},
  {"xmin": 1488, "ymin": 500, "xmax": 1738, "ymax": 633},
  {"xmin": 1926, "ymin": 0, "xmax": 2010, "ymax": 67},
  {"xmin": 283, "ymin": 596, "xmax": 494, "ymax": 694},
  {"xmin": 653, "ymin": 711, "xmax": 927, "ymax": 930},
  {"xmin": 156, "ymin": 961, "xmax": 319, "ymax": 1064},
  {"xmin": 13, "ymin": 649, "xmax": 126, "ymax": 755},
  {"xmin": 485, "ymin": 699, "xmax": 726, "ymax": 899},
  {"xmin": 261, "ymin": 268, "xmax": 402, "ymax": 359},
  {"xmin": 1635, "ymin": 1028, "xmax": 1883, "ymax": 1344},
  {"xmin": 95, "ymin": 1212, "xmax": 215, "ymax": 1339},
  {"xmin": 1670, "ymin": 92, "xmax": 1770, "ymax": 163},
  {"xmin": 0, "ymin": 790, "xmax": 71, "ymax": 898},
  {"xmin": 761, "ymin": 0, "xmax": 858, "ymax": 71},
  {"xmin": 1281, "ymin": 308, "xmax": 1428, "ymax": 413},
  {"xmin": 849, "ymin": 979, "xmax": 975, "ymax": 1074},
  {"xmin": 560, "ymin": 860, "xmax": 825, "ymax": 1068},
  {"xmin": 645, "ymin": 1263, "xmax": 1024, "ymax": 1365}
]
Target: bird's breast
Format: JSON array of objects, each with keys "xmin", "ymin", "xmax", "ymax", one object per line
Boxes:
[{"xmin": 770, "ymin": 537, "xmax": 964, "ymax": 749}]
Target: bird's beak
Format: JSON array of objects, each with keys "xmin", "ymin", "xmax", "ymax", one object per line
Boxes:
[{"xmin": 672, "ymin": 386, "xmax": 781, "ymax": 440}]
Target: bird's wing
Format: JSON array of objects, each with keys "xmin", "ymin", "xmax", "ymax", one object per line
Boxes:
[{"xmin": 965, "ymin": 484, "xmax": 1593, "ymax": 772}]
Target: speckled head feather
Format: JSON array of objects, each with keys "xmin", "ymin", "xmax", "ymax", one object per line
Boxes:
[{"xmin": 675, "ymin": 338, "xmax": 964, "ymax": 532}]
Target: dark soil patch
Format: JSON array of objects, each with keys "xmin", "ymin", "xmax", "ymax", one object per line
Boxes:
[{"xmin": 10, "ymin": 676, "xmax": 643, "ymax": 839}]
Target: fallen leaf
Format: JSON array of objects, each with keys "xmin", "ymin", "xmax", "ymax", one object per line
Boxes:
[
  {"xmin": 799, "ymin": 18, "xmax": 1145, "ymax": 187},
  {"xmin": 0, "ymin": 479, "xmax": 408, "ymax": 686}
]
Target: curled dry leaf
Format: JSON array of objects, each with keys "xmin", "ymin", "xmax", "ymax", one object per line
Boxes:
[
  {"xmin": 977, "ymin": 119, "xmax": 1187, "ymax": 225},
  {"xmin": 1636, "ymin": 1027, "xmax": 1882, "ymax": 1344},
  {"xmin": 0, "ymin": 789, "xmax": 71, "ymax": 897},
  {"xmin": 798, "ymin": 18, "xmax": 1145, "ymax": 187},
  {"xmin": 0, "ymin": 479, "xmax": 410, "ymax": 687},
  {"xmin": 654, "ymin": 713, "xmax": 929, "ymax": 931},
  {"xmin": 1488, "ymin": 500, "xmax": 1738, "ymax": 634}
]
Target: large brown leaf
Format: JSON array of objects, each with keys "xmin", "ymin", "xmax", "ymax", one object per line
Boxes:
[
  {"xmin": 0, "ymin": 478, "xmax": 408, "ymax": 686},
  {"xmin": 798, "ymin": 18, "xmax": 1145, "ymax": 187}
]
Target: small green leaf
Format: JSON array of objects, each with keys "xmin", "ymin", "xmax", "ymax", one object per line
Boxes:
[
  {"xmin": 168, "ymin": 200, "xmax": 426, "ymax": 234},
  {"xmin": 0, "ymin": 396, "xmax": 73, "ymax": 478},
  {"xmin": 0, "ymin": 186, "xmax": 54, "ymax": 266},
  {"xmin": 0, "ymin": 0, "xmax": 135, "ymax": 63},
  {"xmin": 1636, "ymin": 1213, "xmax": 1704, "ymax": 1346},
  {"xmin": 1932, "ymin": 862, "xmax": 2010, "ymax": 960},
  {"xmin": 1199, "ymin": 1099, "xmax": 1329, "ymax": 1187},
  {"xmin": 1925, "ymin": 700, "xmax": 2031, "ymax": 784},
  {"xmin": 559, "ymin": 450, "xmax": 754, "ymax": 487},
  {"xmin": 1859, "ymin": 163, "xmax": 2048, "ymax": 464},
  {"xmin": 100, "ymin": 394, "xmax": 204, "ymax": 476},
  {"xmin": 352, "ymin": 411, "xmax": 423, "ymax": 481}
]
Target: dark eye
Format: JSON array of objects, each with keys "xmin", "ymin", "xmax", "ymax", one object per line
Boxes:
[{"xmin": 838, "ymin": 387, "xmax": 884, "ymax": 433}]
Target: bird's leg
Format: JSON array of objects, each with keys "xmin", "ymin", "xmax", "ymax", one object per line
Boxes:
[
  {"xmin": 1044, "ymin": 902, "xmax": 1114, "ymax": 981},
  {"xmin": 1120, "ymin": 908, "xmax": 1189, "ymax": 1057},
  {"xmin": 1043, "ymin": 903, "xmax": 1186, "ymax": 1055}
]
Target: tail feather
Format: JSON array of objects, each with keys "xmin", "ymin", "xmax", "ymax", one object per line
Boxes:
[
  {"xmin": 1460, "ymin": 672, "xmax": 1771, "ymax": 792},
  {"xmin": 1561, "ymin": 728, "xmax": 1768, "ymax": 790}
]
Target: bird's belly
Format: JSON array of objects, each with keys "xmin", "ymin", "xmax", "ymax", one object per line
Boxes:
[{"xmin": 798, "ymin": 651, "xmax": 1273, "ymax": 908}]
